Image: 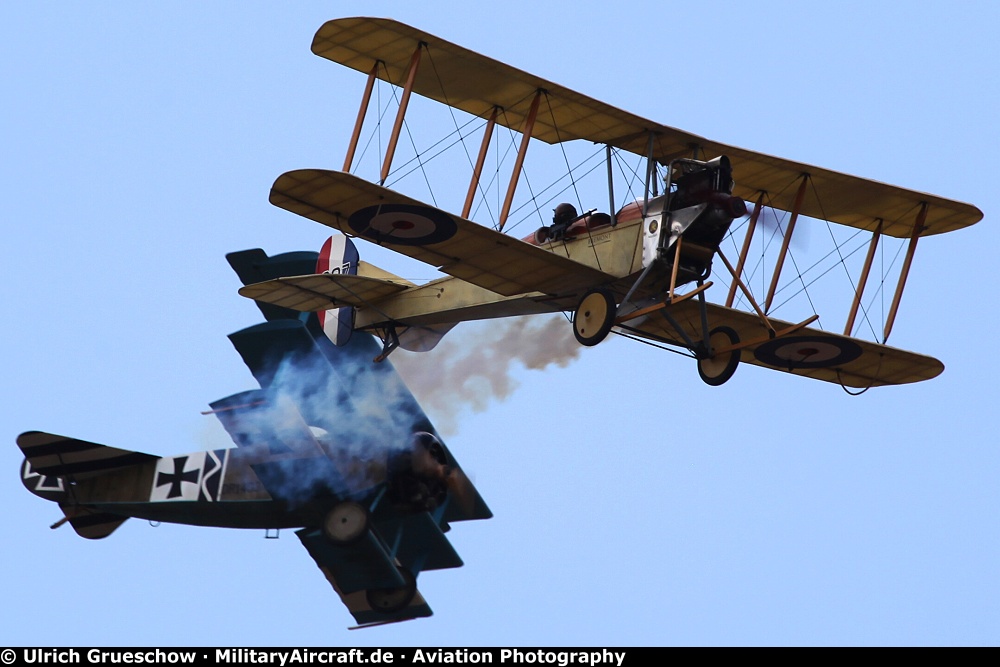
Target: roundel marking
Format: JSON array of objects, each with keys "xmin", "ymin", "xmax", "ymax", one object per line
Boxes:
[
  {"xmin": 348, "ymin": 204, "xmax": 458, "ymax": 246},
  {"xmin": 754, "ymin": 335, "xmax": 863, "ymax": 369}
]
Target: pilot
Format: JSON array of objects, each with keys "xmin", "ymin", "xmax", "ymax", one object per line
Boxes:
[
  {"xmin": 548, "ymin": 202, "xmax": 578, "ymax": 240},
  {"xmin": 552, "ymin": 202, "xmax": 578, "ymax": 227}
]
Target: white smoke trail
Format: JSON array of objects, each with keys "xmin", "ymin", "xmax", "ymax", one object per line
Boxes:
[
  {"xmin": 391, "ymin": 314, "xmax": 582, "ymax": 435},
  {"xmin": 210, "ymin": 331, "xmax": 428, "ymax": 505}
]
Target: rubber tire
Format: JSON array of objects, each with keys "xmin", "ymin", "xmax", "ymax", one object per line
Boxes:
[
  {"xmin": 534, "ymin": 226, "xmax": 550, "ymax": 244},
  {"xmin": 573, "ymin": 289, "xmax": 616, "ymax": 346},
  {"xmin": 322, "ymin": 502, "xmax": 369, "ymax": 545},
  {"xmin": 697, "ymin": 325, "xmax": 740, "ymax": 386},
  {"xmin": 366, "ymin": 567, "xmax": 417, "ymax": 614}
]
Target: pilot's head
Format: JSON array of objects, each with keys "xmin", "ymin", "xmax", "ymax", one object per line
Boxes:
[{"xmin": 552, "ymin": 202, "xmax": 577, "ymax": 225}]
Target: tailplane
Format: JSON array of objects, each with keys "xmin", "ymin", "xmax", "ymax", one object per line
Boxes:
[
  {"xmin": 17, "ymin": 431, "xmax": 158, "ymax": 539},
  {"xmin": 231, "ymin": 235, "xmax": 456, "ymax": 354}
]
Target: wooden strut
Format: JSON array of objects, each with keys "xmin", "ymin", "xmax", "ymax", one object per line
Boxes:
[
  {"xmin": 883, "ymin": 204, "xmax": 928, "ymax": 342},
  {"xmin": 843, "ymin": 219, "xmax": 882, "ymax": 336},
  {"xmin": 462, "ymin": 106, "xmax": 498, "ymax": 219},
  {"xmin": 380, "ymin": 44, "xmax": 424, "ymax": 184},
  {"xmin": 642, "ymin": 132, "xmax": 655, "ymax": 216},
  {"xmin": 765, "ymin": 175, "xmax": 809, "ymax": 313},
  {"xmin": 712, "ymin": 315, "xmax": 820, "ymax": 357},
  {"xmin": 725, "ymin": 193, "xmax": 765, "ymax": 307},
  {"xmin": 606, "ymin": 144, "xmax": 616, "ymax": 227},
  {"xmin": 716, "ymin": 249, "xmax": 775, "ymax": 335},
  {"xmin": 343, "ymin": 62, "xmax": 379, "ymax": 172},
  {"xmin": 669, "ymin": 237, "xmax": 683, "ymax": 300},
  {"xmin": 614, "ymin": 282, "xmax": 714, "ymax": 326},
  {"xmin": 498, "ymin": 91, "xmax": 542, "ymax": 231}
]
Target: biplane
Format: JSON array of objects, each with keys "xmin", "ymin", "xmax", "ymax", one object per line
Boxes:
[
  {"xmin": 243, "ymin": 17, "xmax": 983, "ymax": 389},
  {"xmin": 18, "ymin": 244, "xmax": 491, "ymax": 628}
]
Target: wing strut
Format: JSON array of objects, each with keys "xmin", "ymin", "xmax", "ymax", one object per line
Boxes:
[
  {"xmin": 642, "ymin": 132, "xmax": 656, "ymax": 216},
  {"xmin": 344, "ymin": 62, "xmax": 379, "ymax": 172},
  {"xmin": 883, "ymin": 203, "xmax": 928, "ymax": 342},
  {"xmin": 725, "ymin": 192, "xmax": 766, "ymax": 307},
  {"xmin": 764, "ymin": 174, "xmax": 809, "ymax": 312},
  {"xmin": 844, "ymin": 219, "xmax": 882, "ymax": 336},
  {"xmin": 462, "ymin": 106, "xmax": 498, "ymax": 219},
  {"xmin": 716, "ymin": 249, "xmax": 775, "ymax": 335},
  {"xmin": 498, "ymin": 91, "xmax": 542, "ymax": 231},
  {"xmin": 605, "ymin": 145, "xmax": 617, "ymax": 227},
  {"xmin": 381, "ymin": 43, "xmax": 424, "ymax": 184}
]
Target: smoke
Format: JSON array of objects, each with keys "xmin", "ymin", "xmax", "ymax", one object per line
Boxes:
[
  {"xmin": 391, "ymin": 314, "xmax": 582, "ymax": 435},
  {"xmin": 205, "ymin": 314, "xmax": 583, "ymax": 504},
  {"xmin": 215, "ymin": 332, "xmax": 429, "ymax": 505}
]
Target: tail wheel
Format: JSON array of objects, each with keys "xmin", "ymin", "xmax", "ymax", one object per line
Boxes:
[
  {"xmin": 697, "ymin": 325, "xmax": 741, "ymax": 386},
  {"xmin": 322, "ymin": 502, "xmax": 369, "ymax": 545},
  {"xmin": 573, "ymin": 289, "xmax": 616, "ymax": 346},
  {"xmin": 366, "ymin": 567, "xmax": 417, "ymax": 614}
]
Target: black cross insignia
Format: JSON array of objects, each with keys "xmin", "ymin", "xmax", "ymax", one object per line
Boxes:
[{"xmin": 155, "ymin": 457, "xmax": 200, "ymax": 499}]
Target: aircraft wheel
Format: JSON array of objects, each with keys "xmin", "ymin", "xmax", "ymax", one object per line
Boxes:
[
  {"xmin": 322, "ymin": 502, "xmax": 369, "ymax": 545},
  {"xmin": 697, "ymin": 326, "xmax": 740, "ymax": 386},
  {"xmin": 573, "ymin": 289, "xmax": 616, "ymax": 346},
  {"xmin": 533, "ymin": 226, "xmax": 550, "ymax": 244},
  {"xmin": 366, "ymin": 567, "xmax": 417, "ymax": 614}
]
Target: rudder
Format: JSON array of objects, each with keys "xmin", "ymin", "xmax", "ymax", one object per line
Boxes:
[{"xmin": 316, "ymin": 235, "xmax": 360, "ymax": 347}]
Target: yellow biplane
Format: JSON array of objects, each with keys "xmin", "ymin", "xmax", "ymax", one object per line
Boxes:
[{"xmin": 242, "ymin": 17, "xmax": 982, "ymax": 389}]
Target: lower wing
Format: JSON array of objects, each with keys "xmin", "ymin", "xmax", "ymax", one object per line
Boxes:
[{"xmin": 623, "ymin": 301, "xmax": 942, "ymax": 387}]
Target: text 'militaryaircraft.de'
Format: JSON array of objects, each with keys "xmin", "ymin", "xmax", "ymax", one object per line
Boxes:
[
  {"xmin": 19, "ymin": 244, "xmax": 491, "ymax": 629},
  {"xmin": 242, "ymin": 17, "xmax": 983, "ymax": 390}
]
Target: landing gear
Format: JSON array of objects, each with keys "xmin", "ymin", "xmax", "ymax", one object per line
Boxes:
[
  {"xmin": 697, "ymin": 326, "xmax": 741, "ymax": 386},
  {"xmin": 366, "ymin": 566, "xmax": 417, "ymax": 613},
  {"xmin": 573, "ymin": 289, "xmax": 616, "ymax": 346},
  {"xmin": 322, "ymin": 502, "xmax": 369, "ymax": 544}
]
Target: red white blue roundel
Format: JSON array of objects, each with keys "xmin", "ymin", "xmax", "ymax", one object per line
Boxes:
[
  {"xmin": 348, "ymin": 204, "xmax": 457, "ymax": 246},
  {"xmin": 754, "ymin": 335, "xmax": 863, "ymax": 369}
]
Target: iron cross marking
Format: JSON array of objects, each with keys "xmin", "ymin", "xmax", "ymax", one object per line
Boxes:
[{"xmin": 155, "ymin": 457, "xmax": 200, "ymax": 499}]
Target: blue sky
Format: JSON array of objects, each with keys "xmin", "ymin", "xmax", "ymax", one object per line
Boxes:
[{"xmin": 2, "ymin": 2, "xmax": 998, "ymax": 646}]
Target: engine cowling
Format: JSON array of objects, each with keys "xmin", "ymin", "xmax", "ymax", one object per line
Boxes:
[{"xmin": 386, "ymin": 432, "xmax": 450, "ymax": 513}]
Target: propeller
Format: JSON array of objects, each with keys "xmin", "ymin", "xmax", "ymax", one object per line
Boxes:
[
  {"xmin": 744, "ymin": 203, "xmax": 810, "ymax": 252},
  {"xmin": 408, "ymin": 431, "xmax": 479, "ymax": 518}
]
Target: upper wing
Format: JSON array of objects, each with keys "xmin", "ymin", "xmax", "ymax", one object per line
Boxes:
[
  {"xmin": 313, "ymin": 17, "xmax": 982, "ymax": 237},
  {"xmin": 624, "ymin": 301, "xmax": 942, "ymax": 387},
  {"xmin": 270, "ymin": 169, "xmax": 612, "ymax": 297}
]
